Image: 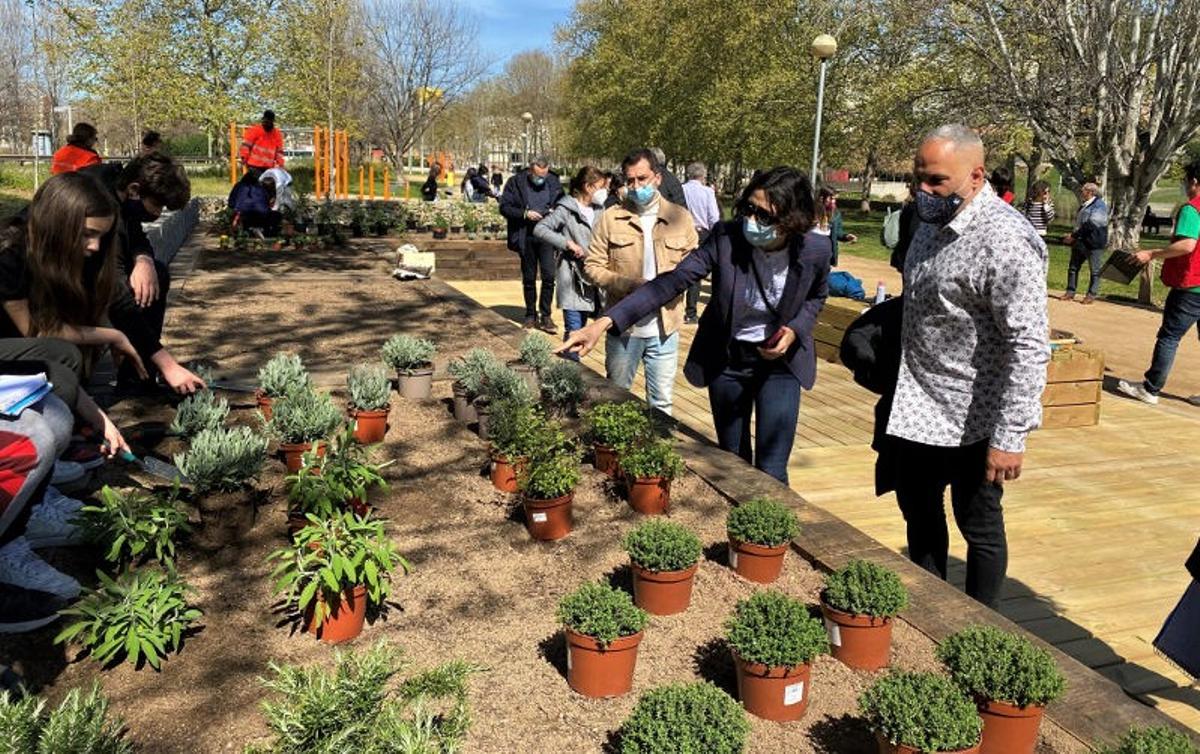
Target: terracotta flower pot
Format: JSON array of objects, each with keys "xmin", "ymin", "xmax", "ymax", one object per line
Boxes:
[
  {"xmin": 877, "ymin": 734, "xmax": 981, "ymax": 754},
  {"xmin": 564, "ymin": 627, "xmax": 643, "ymax": 698},
  {"xmin": 304, "ymin": 584, "xmax": 368, "ymax": 644},
  {"xmin": 350, "ymin": 406, "xmax": 389, "ymax": 444},
  {"xmin": 819, "ymin": 600, "xmax": 894, "ymax": 671},
  {"xmin": 627, "ymin": 476, "xmax": 671, "ymax": 515},
  {"xmin": 347, "ymin": 496, "xmax": 370, "ymax": 516},
  {"xmin": 475, "ymin": 401, "xmax": 493, "ymax": 440},
  {"xmin": 631, "ymin": 562, "xmax": 698, "ymax": 615},
  {"xmin": 977, "ymin": 698, "xmax": 1044, "ymax": 754},
  {"xmin": 593, "ymin": 443, "xmax": 619, "ymax": 476},
  {"xmin": 734, "ymin": 653, "xmax": 812, "ymax": 722},
  {"xmin": 194, "ymin": 487, "xmax": 259, "ymax": 550},
  {"xmin": 396, "ymin": 368, "xmax": 434, "ymax": 400},
  {"xmin": 490, "ymin": 453, "xmax": 524, "ymax": 493},
  {"xmin": 522, "ymin": 492, "xmax": 573, "ymax": 540},
  {"xmin": 280, "ymin": 440, "xmax": 327, "ymax": 473},
  {"xmin": 452, "ymin": 381, "xmax": 477, "ymax": 423},
  {"xmin": 728, "ymin": 537, "xmax": 788, "ymax": 583},
  {"xmin": 256, "ymin": 391, "xmax": 274, "ymax": 421}
]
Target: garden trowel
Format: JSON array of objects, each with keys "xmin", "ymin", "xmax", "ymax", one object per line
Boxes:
[{"xmin": 116, "ymin": 450, "xmax": 189, "ymax": 484}]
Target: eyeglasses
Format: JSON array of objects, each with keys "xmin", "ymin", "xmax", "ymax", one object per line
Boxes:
[{"xmin": 744, "ymin": 204, "xmax": 779, "ymax": 225}]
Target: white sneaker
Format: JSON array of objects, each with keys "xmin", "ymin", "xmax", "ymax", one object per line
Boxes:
[
  {"xmin": 24, "ymin": 489, "xmax": 86, "ymax": 548},
  {"xmin": 1116, "ymin": 380, "xmax": 1159, "ymax": 405},
  {"xmin": 0, "ymin": 537, "xmax": 80, "ymax": 599},
  {"xmin": 50, "ymin": 461, "xmax": 86, "ymax": 486}
]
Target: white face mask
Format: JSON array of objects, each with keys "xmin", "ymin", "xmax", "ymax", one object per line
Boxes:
[{"xmin": 590, "ymin": 188, "xmax": 608, "ymax": 206}]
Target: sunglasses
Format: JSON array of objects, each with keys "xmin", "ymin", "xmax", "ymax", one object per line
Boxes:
[{"xmin": 744, "ymin": 204, "xmax": 779, "ymax": 225}]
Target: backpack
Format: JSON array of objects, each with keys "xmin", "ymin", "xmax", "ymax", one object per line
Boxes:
[{"xmin": 880, "ymin": 206, "xmax": 902, "ymax": 249}]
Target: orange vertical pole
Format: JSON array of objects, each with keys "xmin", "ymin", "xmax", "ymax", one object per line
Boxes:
[
  {"xmin": 336, "ymin": 131, "xmax": 343, "ymax": 198},
  {"xmin": 368, "ymin": 162, "xmax": 375, "ymax": 200},
  {"xmin": 341, "ymin": 132, "xmax": 348, "ymax": 198},
  {"xmin": 358, "ymin": 166, "xmax": 364, "ymax": 198},
  {"xmin": 229, "ymin": 122, "xmax": 237, "ymax": 185},
  {"xmin": 383, "ymin": 168, "xmax": 390, "ymax": 200}
]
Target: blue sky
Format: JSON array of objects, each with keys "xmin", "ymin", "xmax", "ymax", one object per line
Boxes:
[{"xmin": 457, "ymin": 0, "xmax": 576, "ymax": 71}]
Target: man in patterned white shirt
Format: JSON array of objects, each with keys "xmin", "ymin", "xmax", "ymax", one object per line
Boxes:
[{"xmin": 886, "ymin": 124, "xmax": 1049, "ymax": 609}]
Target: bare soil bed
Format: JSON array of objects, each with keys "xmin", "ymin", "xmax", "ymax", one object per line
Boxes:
[{"xmin": 0, "ymin": 237, "xmax": 1090, "ymax": 753}]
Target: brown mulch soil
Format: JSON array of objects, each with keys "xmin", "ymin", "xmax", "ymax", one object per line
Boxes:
[{"xmin": 0, "ymin": 239, "xmax": 1090, "ymax": 753}]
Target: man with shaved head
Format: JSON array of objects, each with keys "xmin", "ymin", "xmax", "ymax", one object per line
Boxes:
[{"xmin": 885, "ymin": 124, "xmax": 1049, "ymax": 609}]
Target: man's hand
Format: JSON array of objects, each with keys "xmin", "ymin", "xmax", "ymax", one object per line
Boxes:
[
  {"xmin": 556, "ymin": 316, "xmax": 612, "ymax": 358},
  {"xmin": 1133, "ymin": 249, "xmax": 1154, "ymax": 266},
  {"xmin": 160, "ymin": 361, "xmax": 206, "ymax": 395},
  {"xmin": 566, "ymin": 240, "xmax": 586, "ymax": 258},
  {"xmin": 525, "ymin": 210, "xmax": 543, "ymax": 222},
  {"xmin": 129, "ymin": 255, "xmax": 159, "ymax": 307},
  {"xmin": 757, "ymin": 326, "xmax": 796, "ymax": 360},
  {"xmin": 845, "ymin": 233, "xmax": 858, "ymax": 243},
  {"xmin": 986, "ymin": 447, "xmax": 1024, "ymax": 485}
]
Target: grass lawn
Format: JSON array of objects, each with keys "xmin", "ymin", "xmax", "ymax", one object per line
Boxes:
[{"xmin": 838, "ymin": 208, "xmax": 1170, "ymax": 304}]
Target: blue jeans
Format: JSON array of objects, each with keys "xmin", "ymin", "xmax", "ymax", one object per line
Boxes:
[
  {"xmin": 1144, "ymin": 288, "xmax": 1200, "ymax": 394},
  {"xmin": 1066, "ymin": 246, "xmax": 1104, "ymax": 296},
  {"xmin": 562, "ymin": 310, "xmax": 589, "ymax": 362},
  {"xmin": 707, "ymin": 344, "xmax": 801, "ymax": 484},
  {"xmin": 605, "ymin": 332, "xmax": 678, "ymax": 415}
]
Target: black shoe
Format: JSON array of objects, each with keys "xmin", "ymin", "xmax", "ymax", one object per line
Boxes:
[
  {"xmin": 523, "ymin": 315, "xmax": 538, "ymax": 329},
  {"xmin": 0, "ymin": 583, "xmax": 66, "ymax": 634},
  {"xmin": 684, "ymin": 314, "xmax": 698, "ymax": 325},
  {"xmin": 538, "ymin": 315, "xmax": 557, "ymax": 334}
]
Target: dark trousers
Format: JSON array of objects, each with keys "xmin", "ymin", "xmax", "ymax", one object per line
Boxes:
[
  {"xmin": 685, "ymin": 283, "xmax": 702, "ymax": 318},
  {"xmin": 241, "ymin": 210, "xmax": 283, "ymax": 237},
  {"xmin": 1066, "ymin": 245, "xmax": 1103, "ymax": 296},
  {"xmin": 519, "ymin": 238, "xmax": 556, "ymax": 318},
  {"xmin": 893, "ymin": 438, "xmax": 1007, "ymax": 608},
  {"xmin": 1144, "ymin": 288, "xmax": 1200, "ymax": 394},
  {"xmin": 708, "ymin": 343, "xmax": 801, "ymax": 484},
  {"xmin": 117, "ymin": 260, "xmax": 171, "ymax": 385}
]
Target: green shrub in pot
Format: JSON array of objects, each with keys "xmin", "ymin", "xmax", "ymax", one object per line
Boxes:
[
  {"xmin": 287, "ymin": 427, "xmax": 390, "ymax": 519},
  {"xmin": 724, "ymin": 589, "xmax": 828, "ymax": 668},
  {"xmin": 380, "ymin": 335, "xmax": 436, "ymax": 375},
  {"xmin": 1096, "ymin": 726, "xmax": 1199, "ymax": 754},
  {"xmin": 859, "ymin": 671, "xmax": 983, "ymax": 753},
  {"xmin": 936, "ymin": 625, "xmax": 1067, "ymax": 708},
  {"xmin": 556, "ymin": 581, "xmax": 648, "ymax": 646},
  {"xmin": 726, "ymin": 497, "xmax": 799, "ymax": 548},
  {"xmin": 446, "ymin": 348, "xmax": 502, "ymax": 398},
  {"xmin": 622, "ymin": 520, "xmax": 702, "ymax": 573},
  {"xmin": 584, "ymin": 401, "xmax": 651, "ymax": 451},
  {"xmin": 346, "ymin": 363, "xmax": 391, "ymax": 411},
  {"xmin": 540, "ymin": 360, "xmax": 586, "ymax": 416},
  {"xmin": 168, "ymin": 390, "xmax": 229, "ymax": 438},
  {"xmin": 620, "ymin": 438, "xmax": 684, "ymax": 481},
  {"xmin": 258, "ymin": 352, "xmax": 311, "ymax": 398},
  {"xmin": 476, "ymin": 361, "xmax": 534, "ymax": 406},
  {"xmin": 617, "ymin": 682, "xmax": 748, "ymax": 754},
  {"xmin": 516, "ymin": 332, "xmax": 554, "ymax": 372},
  {"xmin": 822, "ymin": 559, "xmax": 909, "ymax": 618},
  {"xmin": 517, "ymin": 444, "xmax": 581, "ymax": 500},
  {"xmin": 267, "ymin": 387, "xmax": 344, "ymax": 445}
]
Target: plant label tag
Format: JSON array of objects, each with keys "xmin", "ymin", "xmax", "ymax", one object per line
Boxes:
[
  {"xmin": 566, "ymin": 649, "xmax": 572, "ymax": 671},
  {"xmin": 532, "ymin": 512, "xmax": 548, "ymax": 523},
  {"xmin": 825, "ymin": 618, "xmax": 842, "ymax": 647},
  {"xmin": 784, "ymin": 681, "xmax": 805, "ymax": 706},
  {"xmin": 729, "ymin": 547, "xmax": 738, "ymax": 568}
]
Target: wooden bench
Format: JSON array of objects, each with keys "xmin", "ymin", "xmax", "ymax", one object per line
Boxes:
[{"xmin": 815, "ymin": 297, "xmax": 1103, "ymax": 429}]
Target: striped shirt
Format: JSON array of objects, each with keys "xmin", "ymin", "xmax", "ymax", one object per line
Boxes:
[{"xmin": 1022, "ymin": 199, "xmax": 1055, "ymax": 235}]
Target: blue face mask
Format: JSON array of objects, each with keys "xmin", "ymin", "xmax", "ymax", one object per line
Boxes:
[
  {"xmin": 530, "ymin": 174, "xmax": 546, "ymax": 187},
  {"xmin": 629, "ymin": 184, "xmax": 656, "ymax": 207},
  {"xmin": 742, "ymin": 216, "xmax": 777, "ymax": 248},
  {"xmin": 915, "ymin": 185, "xmax": 966, "ymax": 225}
]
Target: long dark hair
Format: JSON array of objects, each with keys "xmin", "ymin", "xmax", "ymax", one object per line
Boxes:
[
  {"xmin": 735, "ymin": 167, "xmax": 816, "ymax": 236},
  {"xmin": 21, "ymin": 173, "xmax": 119, "ymax": 336},
  {"xmin": 569, "ymin": 165, "xmax": 605, "ymax": 198}
]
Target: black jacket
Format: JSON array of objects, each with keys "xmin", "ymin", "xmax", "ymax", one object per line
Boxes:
[
  {"xmin": 659, "ymin": 169, "xmax": 685, "ymax": 207},
  {"xmin": 840, "ymin": 295, "xmax": 904, "ymax": 495},
  {"xmin": 498, "ymin": 170, "xmax": 563, "ymax": 252},
  {"xmin": 1188, "ymin": 539, "xmax": 1200, "ymax": 582}
]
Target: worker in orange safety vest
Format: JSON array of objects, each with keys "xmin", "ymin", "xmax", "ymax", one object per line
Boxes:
[
  {"xmin": 50, "ymin": 123, "xmax": 103, "ymax": 175},
  {"xmin": 239, "ymin": 109, "xmax": 285, "ymax": 177}
]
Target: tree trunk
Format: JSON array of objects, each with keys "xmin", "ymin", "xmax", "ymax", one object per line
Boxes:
[
  {"xmin": 860, "ymin": 148, "xmax": 877, "ymax": 213},
  {"xmin": 1108, "ymin": 169, "xmax": 1161, "ymax": 305}
]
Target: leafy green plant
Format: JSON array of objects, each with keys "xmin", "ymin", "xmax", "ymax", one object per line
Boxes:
[
  {"xmin": 540, "ymin": 360, "xmax": 586, "ymax": 416},
  {"xmin": 174, "ymin": 425, "xmax": 268, "ymax": 494},
  {"xmin": 487, "ymin": 398, "xmax": 558, "ymax": 461},
  {"xmin": 446, "ymin": 348, "xmax": 502, "ymax": 397},
  {"xmin": 55, "ymin": 569, "xmax": 201, "ymax": 670},
  {"xmin": 267, "ymin": 387, "xmax": 344, "ymax": 445},
  {"xmin": 724, "ymin": 590, "xmax": 828, "ymax": 668},
  {"xmin": 476, "ymin": 361, "xmax": 534, "ymax": 405},
  {"xmin": 620, "ymin": 438, "xmax": 685, "ymax": 481},
  {"xmin": 253, "ymin": 641, "xmax": 478, "ymax": 754},
  {"xmin": 76, "ymin": 485, "xmax": 190, "ymax": 572},
  {"xmin": 0, "ymin": 685, "xmax": 131, "ymax": 754},
  {"xmin": 557, "ymin": 581, "xmax": 648, "ymax": 646},
  {"xmin": 517, "ymin": 333, "xmax": 554, "ymax": 371},
  {"xmin": 1097, "ymin": 726, "xmax": 1199, "ymax": 754},
  {"xmin": 518, "ymin": 445, "xmax": 581, "ymax": 500},
  {"xmin": 617, "ymin": 682, "xmax": 748, "ymax": 754},
  {"xmin": 432, "ymin": 211, "xmax": 449, "ymax": 230},
  {"xmin": 622, "ymin": 520, "xmax": 702, "ymax": 573},
  {"xmin": 168, "ymin": 390, "xmax": 229, "ymax": 437},
  {"xmin": 585, "ymin": 401, "xmax": 652, "ymax": 450},
  {"xmin": 823, "ymin": 559, "xmax": 909, "ymax": 618},
  {"xmin": 258, "ymin": 352, "xmax": 311, "ymax": 398},
  {"xmin": 381, "ymin": 334, "xmax": 436, "ymax": 374},
  {"xmin": 269, "ymin": 511, "xmax": 409, "ymax": 628},
  {"xmin": 726, "ymin": 496, "xmax": 799, "ymax": 547},
  {"xmin": 286, "ymin": 427, "xmax": 390, "ymax": 519},
  {"xmin": 859, "ymin": 671, "xmax": 983, "ymax": 753},
  {"xmin": 346, "ymin": 362, "xmax": 391, "ymax": 412},
  {"xmin": 937, "ymin": 625, "xmax": 1067, "ymax": 707}
]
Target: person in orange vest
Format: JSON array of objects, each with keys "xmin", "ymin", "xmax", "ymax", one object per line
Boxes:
[
  {"xmin": 49, "ymin": 123, "xmax": 102, "ymax": 175},
  {"xmin": 239, "ymin": 110, "xmax": 285, "ymax": 178}
]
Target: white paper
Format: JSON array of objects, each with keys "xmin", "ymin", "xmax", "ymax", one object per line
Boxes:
[
  {"xmin": 825, "ymin": 618, "xmax": 842, "ymax": 647},
  {"xmin": 784, "ymin": 681, "xmax": 805, "ymax": 706},
  {"xmin": 566, "ymin": 649, "xmax": 572, "ymax": 671},
  {"xmin": 729, "ymin": 546, "xmax": 738, "ymax": 568},
  {"xmin": 531, "ymin": 512, "xmax": 548, "ymax": 523}
]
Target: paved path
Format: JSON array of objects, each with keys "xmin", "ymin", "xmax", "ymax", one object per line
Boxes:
[{"xmin": 450, "ymin": 268, "xmax": 1200, "ymax": 732}]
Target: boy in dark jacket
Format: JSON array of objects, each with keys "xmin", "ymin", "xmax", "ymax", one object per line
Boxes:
[{"xmin": 499, "ymin": 157, "xmax": 564, "ymax": 331}]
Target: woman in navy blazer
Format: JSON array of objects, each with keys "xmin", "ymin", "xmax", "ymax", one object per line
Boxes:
[{"xmin": 559, "ymin": 167, "xmax": 831, "ymax": 483}]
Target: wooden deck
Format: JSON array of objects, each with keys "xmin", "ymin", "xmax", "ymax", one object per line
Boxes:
[{"xmin": 448, "ymin": 271, "xmax": 1200, "ymax": 733}]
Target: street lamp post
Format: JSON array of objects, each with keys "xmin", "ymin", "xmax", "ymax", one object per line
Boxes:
[
  {"xmin": 521, "ymin": 111, "xmax": 533, "ymax": 167},
  {"xmin": 810, "ymin": 34, "xmax": 837, "ymax": 185}
]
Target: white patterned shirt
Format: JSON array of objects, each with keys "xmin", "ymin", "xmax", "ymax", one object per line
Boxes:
[{"xmin": 886, "ymin": 183, "xmax": 1050, "ymax": 453}]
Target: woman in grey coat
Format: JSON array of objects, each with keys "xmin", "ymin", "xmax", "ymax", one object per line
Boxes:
[{"xmin": 532, "ymin": 166, "xmax": 609, "ymax": 351}]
